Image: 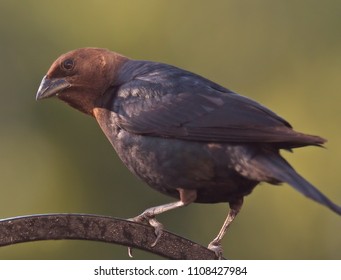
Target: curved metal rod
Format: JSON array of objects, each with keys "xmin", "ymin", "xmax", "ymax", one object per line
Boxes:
[{"xmin": 0, "ymin": 214, "xmax": 219, "ymax": 259}]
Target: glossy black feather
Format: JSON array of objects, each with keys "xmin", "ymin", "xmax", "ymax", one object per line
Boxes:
[{"xmin": 104, "ymin": 60, "xmax": 325, "ymax": 149}]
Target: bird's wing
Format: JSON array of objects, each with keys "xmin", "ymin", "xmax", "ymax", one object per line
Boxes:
[{"xmin": 102, "ymin": 64, "xmax": 324, "ymax": 147}]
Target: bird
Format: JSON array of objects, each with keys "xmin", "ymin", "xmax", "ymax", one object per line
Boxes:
[{"xmin": 36, "ymin": 47, "xmax": 341, "ymax": 258}]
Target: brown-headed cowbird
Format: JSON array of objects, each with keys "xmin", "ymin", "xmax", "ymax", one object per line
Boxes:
[{"xmin": 36, "ymin": 48, "xmax": 341, "ymax": 258}]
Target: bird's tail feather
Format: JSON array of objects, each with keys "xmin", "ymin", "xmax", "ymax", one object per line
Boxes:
[{"xmin": 255, "ymin": 154, "xmax": 341, "ymax": 215}]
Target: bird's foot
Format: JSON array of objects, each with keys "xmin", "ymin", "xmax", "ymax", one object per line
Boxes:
[
  {"xmin": 130, "ymin": 212, "xmax": 164, "ymax": 247},
  {"xmin": 148, "ymin": 217, "xmax": 164, "ymax": 246},
  {"xmin": 208, "ymin": 239, "xmax": 224, "ymax": 260},
  {"xmin": 126, "ymin": 195, "xmax": 194, "ymax": 258},
  {"xmin": 128, "ymin": 213, "xmax": 164, "ymax": 258}
]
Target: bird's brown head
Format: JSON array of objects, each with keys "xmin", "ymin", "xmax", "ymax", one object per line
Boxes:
[{"xmin": 36, "ymin": 48, "xmax": 128, "ymax": 115}]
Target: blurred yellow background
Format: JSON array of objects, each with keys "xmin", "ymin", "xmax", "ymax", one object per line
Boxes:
[{"xmin": 0, "ymin": 0, "xmax": 340, "ymax": 259}]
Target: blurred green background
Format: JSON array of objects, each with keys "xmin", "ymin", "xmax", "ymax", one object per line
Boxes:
[{"xmin": 0, "ymin": 0, "xmax": 340, "ymax": 259}]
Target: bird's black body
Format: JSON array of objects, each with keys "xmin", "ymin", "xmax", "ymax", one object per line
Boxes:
[{"xmin": 94, "ymin": 60, "xmax": 339, "ymax": 212}]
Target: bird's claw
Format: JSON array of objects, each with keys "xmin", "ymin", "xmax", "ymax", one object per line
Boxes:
[
  {"xmin": 148, "ymin": 217, "xmax": 164, "ymax": 247},
  {"xmin": 128, "ymin": 247, "xmax": 134, "ymax": 258},
  {"xmin": 208, "ymin": 240, "xmax": 224, "ymax": 260},
  {"xmin": 129, "ymin": 213, "xmax": 164, "ymax": 247},
  {"xmin": 127, "ymin": 215, "xmax": 152, "ymax": 258}
]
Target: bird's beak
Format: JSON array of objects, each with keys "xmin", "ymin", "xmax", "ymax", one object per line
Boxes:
[{"xmin": 36, "ymin": 75, "xmax": 71, "ymax": 100}]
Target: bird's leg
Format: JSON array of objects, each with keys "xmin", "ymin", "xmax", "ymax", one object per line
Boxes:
[
  {"xmin": 129, "ymin": 188, "xmax": 197, "ymax": 256},
  {"xmin": 208, "ymin": 198, "xmax": 243, "ymax": 259}
]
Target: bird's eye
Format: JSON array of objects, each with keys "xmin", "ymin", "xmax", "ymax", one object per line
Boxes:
[{"xmin": 61, "ymin": 58, "xmax": 75, "ymax": 71}]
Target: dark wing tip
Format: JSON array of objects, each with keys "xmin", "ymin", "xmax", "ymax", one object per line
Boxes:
[{"xmin": 301, "ymin": 133, "xmax": 327, "ymax": 147}]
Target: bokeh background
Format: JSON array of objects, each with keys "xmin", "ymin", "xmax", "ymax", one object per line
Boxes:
[{"xmin": 0, "ymin": 0, "xmax": 340, "ymax": 259}]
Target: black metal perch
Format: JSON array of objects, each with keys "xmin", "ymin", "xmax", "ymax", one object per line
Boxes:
[{"xmin": 0, "ymin": 214, "xmax": 219, "ymax": 259}]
